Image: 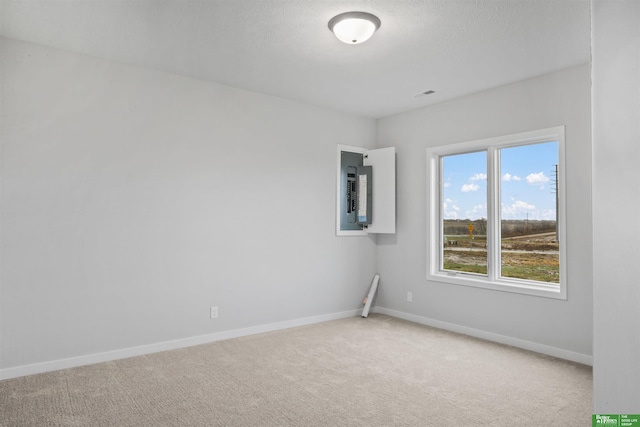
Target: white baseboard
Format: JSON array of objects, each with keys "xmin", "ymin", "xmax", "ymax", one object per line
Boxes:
[
  {"xmin": 372, "ymin": 306, "xmax": 593, "ymax": 366},
  {"xmin": 1, "ymin": 306, "xmax": 591, "ymax": 380},
  {"xmin": 0, "ymin": 309, "xmax": 361, "ymax": 381}
]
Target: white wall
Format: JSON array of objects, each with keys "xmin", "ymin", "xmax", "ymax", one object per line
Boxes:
[
  {"xmin": 375, "ymin": 64, "xmax": 592, "ymax": 361},
  {"xmin": 0, "ymin": 37, "xmax": 377, "ymax": 372},
  {"xmin": 592, "ymin": 1, "xmax": 640, "ymax": 413}
]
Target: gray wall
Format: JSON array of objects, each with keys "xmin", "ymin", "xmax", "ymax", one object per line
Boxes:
[
  {"xmin": 0, "ymin": 38, "xmax": 377, "ymax": 370},
  {"xmin": 375, "ymin": 64, "xmax": 593, "ymax": 359},
  {"xmin": 592, "ymin": 0, "xmax": 640, "ymax": 413}
]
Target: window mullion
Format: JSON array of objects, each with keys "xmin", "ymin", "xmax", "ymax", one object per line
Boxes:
[
  {"xmin": 437, "ymin": 155, "xmax": 444, "ymax": 272},
  {"xmin": 486, "ymin": 147, "xmax": 501, "ymax": 281}
]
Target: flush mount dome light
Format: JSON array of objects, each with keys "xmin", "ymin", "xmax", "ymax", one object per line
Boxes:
[{"xmin": 328, "ymin": 11, "xmax": 381, "ymax": 44}]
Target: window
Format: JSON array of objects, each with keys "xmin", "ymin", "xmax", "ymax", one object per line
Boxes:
[{"xmin": 426, "ymin": 127, "xmax": 566, "ymax": 299}]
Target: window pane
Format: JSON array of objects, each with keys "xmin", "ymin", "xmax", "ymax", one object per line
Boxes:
[
  {"xmin": 442, "ymin": 151, "xmax": 487, "ymax": 275},
  {"xmin": 499, "ymin": 142, "xmax": 559, "ymax": 283}
]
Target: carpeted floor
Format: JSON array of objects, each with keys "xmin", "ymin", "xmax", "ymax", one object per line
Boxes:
[{"xmin": 0, "ymin": 314, "xmax": 592, "ymax": 426}]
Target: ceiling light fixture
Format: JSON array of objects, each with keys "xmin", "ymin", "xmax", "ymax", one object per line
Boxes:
[{"xmin": 328, "ymin": 12, "xmax": 381, "ymax": 45}]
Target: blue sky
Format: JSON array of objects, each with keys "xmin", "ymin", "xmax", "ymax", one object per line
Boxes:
[{"xmin": 442, "ymin": 141, "xmax": 558, "ymax": 221}]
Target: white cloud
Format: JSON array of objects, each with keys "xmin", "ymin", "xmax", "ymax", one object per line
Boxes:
[
  {"xmin": 444, "ymin": 199, "xmax": 459, "ymax": 211},
  {"xmin": 461, "ymin": 183, "xmax": 479, "ymax": 192},
  {"xmin": 502, "ymin": 173, "xmax": 521, "ymax": 182},
  {"xmin": 526, "ymin": 172, "xmax": 550, "ymax": 189},
  {"xmin": 466, "ymin": 204, "xmax": 486, "ymax": 219},
  {"xmin": 502, "ymin": 200, "xmax": 536, "ymax": 218},
  {"xmin": 443, "ymin": 182, "xmax": 451, "ymax": 188},
  {"xmin": 470, "ymin": 173, "xmax": 487, "ymax": 181},
  {"xmin": 539, "ymin": 209, "xmax": 557, "ymax": 221},
  {"xmin": 443, "ymin": 199, "xmax": 460, "ymax": 219}
]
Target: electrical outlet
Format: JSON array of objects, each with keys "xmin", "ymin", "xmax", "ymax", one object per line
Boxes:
[
  {"xmin": 210, "ymin": 306, "xmax": 219, "ymax": 319},
  {"xmin": 407, "ymin": 292, "xmax": 413, "ymax": 302}
]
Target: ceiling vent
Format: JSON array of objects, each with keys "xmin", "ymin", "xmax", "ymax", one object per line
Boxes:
[{"xmin": 414, "ymin": 90, "xmax": 436, "ymax": 98}]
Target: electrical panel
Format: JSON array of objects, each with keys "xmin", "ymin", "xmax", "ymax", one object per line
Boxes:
[
  {"xmin": 339, "ymin": 151, "xmax": 372, "ymax": 230},
  {"xmin": 336, "ymin": 145, "xmax": 396, "ymax": 236}
]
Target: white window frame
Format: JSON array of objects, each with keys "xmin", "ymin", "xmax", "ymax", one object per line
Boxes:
[{"xmin": 426, "ymin": 126, "xmax": 566, "ymax": 299}]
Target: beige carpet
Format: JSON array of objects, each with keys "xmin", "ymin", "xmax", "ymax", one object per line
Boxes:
[{"xmin": 0, "ymin": 314, "xmax": 592, "ymax": 426}]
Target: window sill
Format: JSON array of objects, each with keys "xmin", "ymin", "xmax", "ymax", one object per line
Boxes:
[{"xmin": 427, "ymin": 271, "xmax": 566, "ymax": 300}]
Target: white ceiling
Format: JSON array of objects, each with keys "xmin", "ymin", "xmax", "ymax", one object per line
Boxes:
[{"xmin": 0, "ymin": 0, "xmax": 591, "ymax": 119}]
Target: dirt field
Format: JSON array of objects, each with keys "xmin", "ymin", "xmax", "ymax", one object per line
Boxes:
[{"xmin": 443, "ymin": 232, "xmax": 559, "ymax": 283}]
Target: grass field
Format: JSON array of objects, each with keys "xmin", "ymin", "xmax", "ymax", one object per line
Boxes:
[{"xmin": 443, "ymin": 233, "xmax": 559, "ymax": 283}]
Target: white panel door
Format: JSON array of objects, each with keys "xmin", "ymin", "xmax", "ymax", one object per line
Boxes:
[{"xmin": 364, "ymin": 147, "xmax": 396, "ymax": 234}]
